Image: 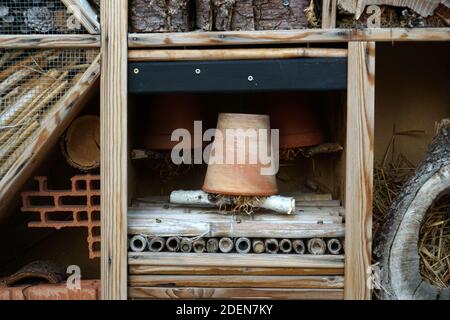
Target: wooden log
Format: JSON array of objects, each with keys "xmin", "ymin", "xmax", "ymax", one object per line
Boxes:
[
  {"xmin": 129, "ymin": 265, "xmax": 344, "ymax": 276},
  {"xmin": 279, "ymin": 239, "xmax": 293, "ymax": 254},
  {"xmin": 128, "ymin": 287, "xmax": 344, "ymax": 299},
  {"xmin": 212, "ymin": 0, "xmax": 236, "ymax": 31},
  {"xmin": 128, "ymin": 275, "xmax": 345, "ymax": 289},
  {"xmin": 61, "ymin": 115, "xmax": 100, "ymax": 171},
  {"xmin": 128, "ymin": 48, "xmax": 348, "ymax": 61},
  {"xmin": 307, "ymin": 238, "xmax": 327, "ymax": 255},
  {"xmin": 293, "ymin": 239, "xmax": 306, "ymax": 254},
  {"xmin": 265, "ymin": 239, "xmax": 279, "ymax": 254},
  {"xmin": 165, "ymin": 237, "xmax": 181, "ymax": 252},
  {"xmin": 148, "ymin": 237, "xmax": 165, "ymax": 252},
  {"xmin": 327, "ymin": 238, "xmax": 342, "ymax": 255},
  {"xmin": 235, "ymin": 237, "xmax": 251, "ymax": 254},
  {"xmin": 180, "ymin": 238, "xmax": 193, "ymax": 253},
  {"xmin": 129, "ymin": 252, "xmax": 345, "ymax": 268},
  {"xmin": 193, "ymin": 239, "xmax": 206, "ymax": 253},
  {"xmin": 252, "ymin": 239, "xmax": 265, "ymax": 254},
  {"xmin": 218, "ymin": 237, "xmax": 234, "ymax": 253},
  {"xmin": 130, "ymin": 235, "xmax": 148, "ymax": 252},
  {"xmin": 206, "ymin": 238, "xmax": 219, "ymax": 253}
]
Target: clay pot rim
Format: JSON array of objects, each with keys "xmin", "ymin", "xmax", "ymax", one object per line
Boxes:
[{"xmin": 219, "ymin": 113, "xmax": 270, "ymax": 119}]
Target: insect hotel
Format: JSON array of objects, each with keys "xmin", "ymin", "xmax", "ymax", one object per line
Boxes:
[{"xmin": 0, "ymin": 0, "xmax": 448, "ymax": 300}]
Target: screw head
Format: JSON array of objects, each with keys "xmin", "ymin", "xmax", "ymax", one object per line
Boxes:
[
  {"xmin": 248, "ymin": 75, "xmax": 254, "ymax": 82},
  {"xmin": 195, "ymin": 68, "xmax": 201, "ymax": 75},
  {"xmin": 133, "ymin": 68, "xmax": 139, "ymax": 74},
  {"xmin": 283, "ymin": 0, "xmax": 290, "ymax": 7}
]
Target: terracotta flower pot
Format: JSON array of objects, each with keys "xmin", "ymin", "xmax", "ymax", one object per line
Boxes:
[
  {"xmin": 143, "ymin": 94, "xmax": 205, "ymax": 150},
  {"xmin": 266, "ymin": 93, "xmax": 324, "ymax": 149},
  {"xmin": 202, "ymin": 113, "xmax": 278, "ymax": 196}
]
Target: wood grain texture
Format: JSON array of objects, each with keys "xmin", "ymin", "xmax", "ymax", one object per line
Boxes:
[
  {"xmin": 128, "ymin": 28, "xmax": 450, "ymax": 47},
  {"xmin": 0, "ymin": 55, "xmax": 101, "ymax": 214},
  {"xmin": 128, "ymin": 287, "xmax": 344, "ymax": 299},
  {"xmin": 0, "ymin": 35, "xmax": 100, "ymax": 49},
  {"xmin": 128, "ymin": 275, "xmax": 344, "ymax": 289},
  {"xmin": 100, "ymin": 0, "xmax": 128, "ymax": 300},
  {"xmin": 129, "ymin": 265, "xmax": 344, "ymax": 275},
  {"xmin": 322, "ymin": 0, "xmax": 337, "ymax": 28},
  {"xmin": 129, "ymin": 252, "xmax": 345, "ymax": 269},
  {"xmin": 344, "ymin": 41, "xmax": 375, "ymax": 300},
  {"xmin": 128, "ymin": 48, "xmax": 348, "ymax": 61}
]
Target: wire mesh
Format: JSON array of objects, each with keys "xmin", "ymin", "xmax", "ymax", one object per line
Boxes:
[
  {"xmin": 0, "ymin": 0, "xmax": 96, "ymax": 34},
  {"xmin": 0, "ymin": 48, "xmax": 99, "ymax": 180}
]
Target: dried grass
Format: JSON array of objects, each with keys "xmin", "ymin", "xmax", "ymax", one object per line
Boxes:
[{"xmin": 211, "ymin": 194, "xmax": 262, "ymax": 215}]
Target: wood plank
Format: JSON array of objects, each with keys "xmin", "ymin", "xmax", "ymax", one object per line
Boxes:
[
  {"xmin": 128, "ymin": 28, "xmax": 450, "ymax": 48},
  {"xmin": 0, "ymin": 35, "xmax": 100, "ymax": 49},
  {"xmin": 129, "ymin": 252, "xmax": 345, "ymax": 269},
  {"xmin": 128, "ymin": 48, "xmax": 348, "ymax": 61},
  {"xmin": 0, "ymin": 55, "xmax": 101, "ymax": 214},
  {"xmin": 61, "ymin": 0, "xmax": 100, "ymax": 34},
  {"xmin": 322, "ymin": 0, "xmax": 337, "ymax": 29},
  {"xmin": 344, "ymin": 41, "xmax": 375, "ymax": 300},
  {"xmin": 129, "ymin": 265, "xmax": 344, "ymax": 276},
  {"xmin": 100, "ymin": 0, "xmax": 128, "ymax": 300},
  {"xmin": 128, "ymin": 287, "xmax": 344, "ymax": 299},
  {"xmin": 128, "ymin": 275, "xmax": 344, "ymax": 289}
]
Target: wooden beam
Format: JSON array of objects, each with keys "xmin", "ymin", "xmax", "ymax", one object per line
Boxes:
[
  {"xmin": 322, "ymin": 0, "xmax": 337, "ymax": 28},
  {"xmin": 0, "ymin": 35, "xmax": 100, "ymax": 49},
  {"xmin": 101, "ymin": 0, "xmax": 128, "ymax": 300},
  {"xmin": 129, "ymin": 265, "xmax": 344, "ymax": 276},
  {"xmin": 0, "ymin": 55, "xmax": 101, "ymax": 214},
  {"xmin": 129, "ymin": 252, "xmax": 345, "ymax": 269},
  {"xmin": 128, "ymin": 287, "xmax": 344, "ymax": 299},
  {"xmin": 344, "ymin": 41, "xmax": 375, "ymax": 300},
  {"xmin": 128, "ymin": 275, "xmax": 345, "ymax": 289},
  {"xmin": 128, "ymin": 28, "xmax": 450, "ymax": 48},
  {"xmin": 128, "ymin": 48, "xmax": 348, "ymax": 61}
]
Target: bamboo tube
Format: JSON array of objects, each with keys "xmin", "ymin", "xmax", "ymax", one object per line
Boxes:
[
  {"xmin": 206, "ymin": 238, "xmax": 219, "ymax": 253},
  {"xmin": 130, "ymin": 235, "xmax": 148, "ymax": 252},
  {"xmin": 327, "ymin": 238, "xmax": 342, "ymax": 255},
  {"xmin": 166, "ymin": 237, "xmax": 180, "ymax": 252},
  {"xmin": 235, "ymin": 237, "xmax": 252, "ymax": 254},
  {"xmin": 148, "ymin": 237, "xmax": 165, "ymax": 252},
  {"xmin": 279, "ymin": 239, "xmax": 293, "ymax": 253},
  {"xmin": 193, "ymin": 239, "xmax": 206, "ymax": 253},
  {"xmin": 307, "ymin": 238, "xmax": 327, "ymax": 255},
  {"xmin": 219, "ymin": 237, "xmax": 234, "ymax": 253},
  {"xmin": 293, "ymin": 239, "xmax": 306, "ymax": 255},
  {"xmin": 265, "ymin": 239, "xmax": 279, "ymax": 254},
  {"xmin": 180, "ymin": 238, "xmax": 192, "ymax": 253},
  {"xmin": 129, "ymin": 48, "xmax": 349, "ymax": 62},
  {"xmin": 252, "ymin": 239, "xmax": 265, "ymax": 254}
]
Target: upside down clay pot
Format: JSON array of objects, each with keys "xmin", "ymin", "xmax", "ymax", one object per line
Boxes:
[{"xmin": 202, "ymin": 113, "xmax": 278, "ymax": 196}]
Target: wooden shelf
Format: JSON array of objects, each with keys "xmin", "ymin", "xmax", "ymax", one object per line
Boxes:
[
  {"xmin": 0, "ymin": 35, "xmax": 101, "ymax": 49},
  {"xmin": 129, "ymin": 28, "xmax": 450, "ymax": 48}
]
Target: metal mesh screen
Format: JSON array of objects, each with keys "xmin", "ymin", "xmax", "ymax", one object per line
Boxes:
[
  {"xmin": 0, "ymin": 48, "xmax": 98, "ymax": 180},
  {"xmin": 0, "ymin": 0, "xmax": 91, "ymax": 34}
]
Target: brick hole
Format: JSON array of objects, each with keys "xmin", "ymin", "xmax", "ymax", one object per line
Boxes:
[
  {"xmin": 59, "ymin": 196, "xmax": 88, "ymax": 206},
  {"xmin": 90, "ymin": 180, "xmax": 100, "ymax": 190},
  {"xmin": 77, "ymin": 211, "xmax": 89, "ymax": 221},
  {"xmin": 27, "ymin": 196, "xmax": 54, "ymax": 206},
  {"xmin": 92, "ymin": 242, "xmax": 101, "ymax": 252},
  {"xmin": 46, "ymin": 212, "xmax": 74, "ymax": 222},
  {"xmin": 92, "ymin": 226, "xmax": 100, "ymax": 237},
  {"xmin": 92, "ymin": 211, "xmax": 100, "ymax": 221},
  {"xmin": 91, "ymin": 195, "xmax": 100, "ymax": 206},
  {"xmin": 75, "ymin": 180, "xmax": 87, "ymax": 191}
]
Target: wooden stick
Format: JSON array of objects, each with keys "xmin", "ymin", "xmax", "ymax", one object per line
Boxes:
[
  {"xmin": 235, "ymin": 237, "xmax": 251, "ymax": 254},
  {"xmin": 193, "ymin": 239, "xmax": 206, "ymax": 253},
  {"xmin": 280, "ymin": 239, "xmax": 293, "ymax": 254},
  {"xmin": 165, "ymin": 237, "xmax": 180, "ymax": 252},
  {"xmin": 148, "ymin": 237, "xmax": 165, "ymax": 252},
  {"xmin": 293, "ymin": 239, "xmax": 306, "ymax": 255},
  {"xmin": 180, "ymin": 238, "xmax": 192, "ymax": 253},
  {"xmin": 129, "ymin": 235, "xmax": 147, "ymax": 252},
  {"xmin": 219, "ymin": 237, "xmax": 234, "ymax": 253},
  {"xmin": 129, "ymin": 48, "xmax": 348, "ymax": 62},
  {"xmin": 206, "ymin": 238, "xmax": 219, "ymax": 253},
  {"xmin": 252, "ymin": 239, "xmax": 265, "ymax": 254},
  {"xmin": 265, "ymin": 239, "xmax": 279, "ymax": 254},
  {"xmin": 327, "ymin": 238, "xmax": 342, "ymax": 255},
  {"xmin": 307, "ymin": 238, "xmax": 327, "ymax": 255}
]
